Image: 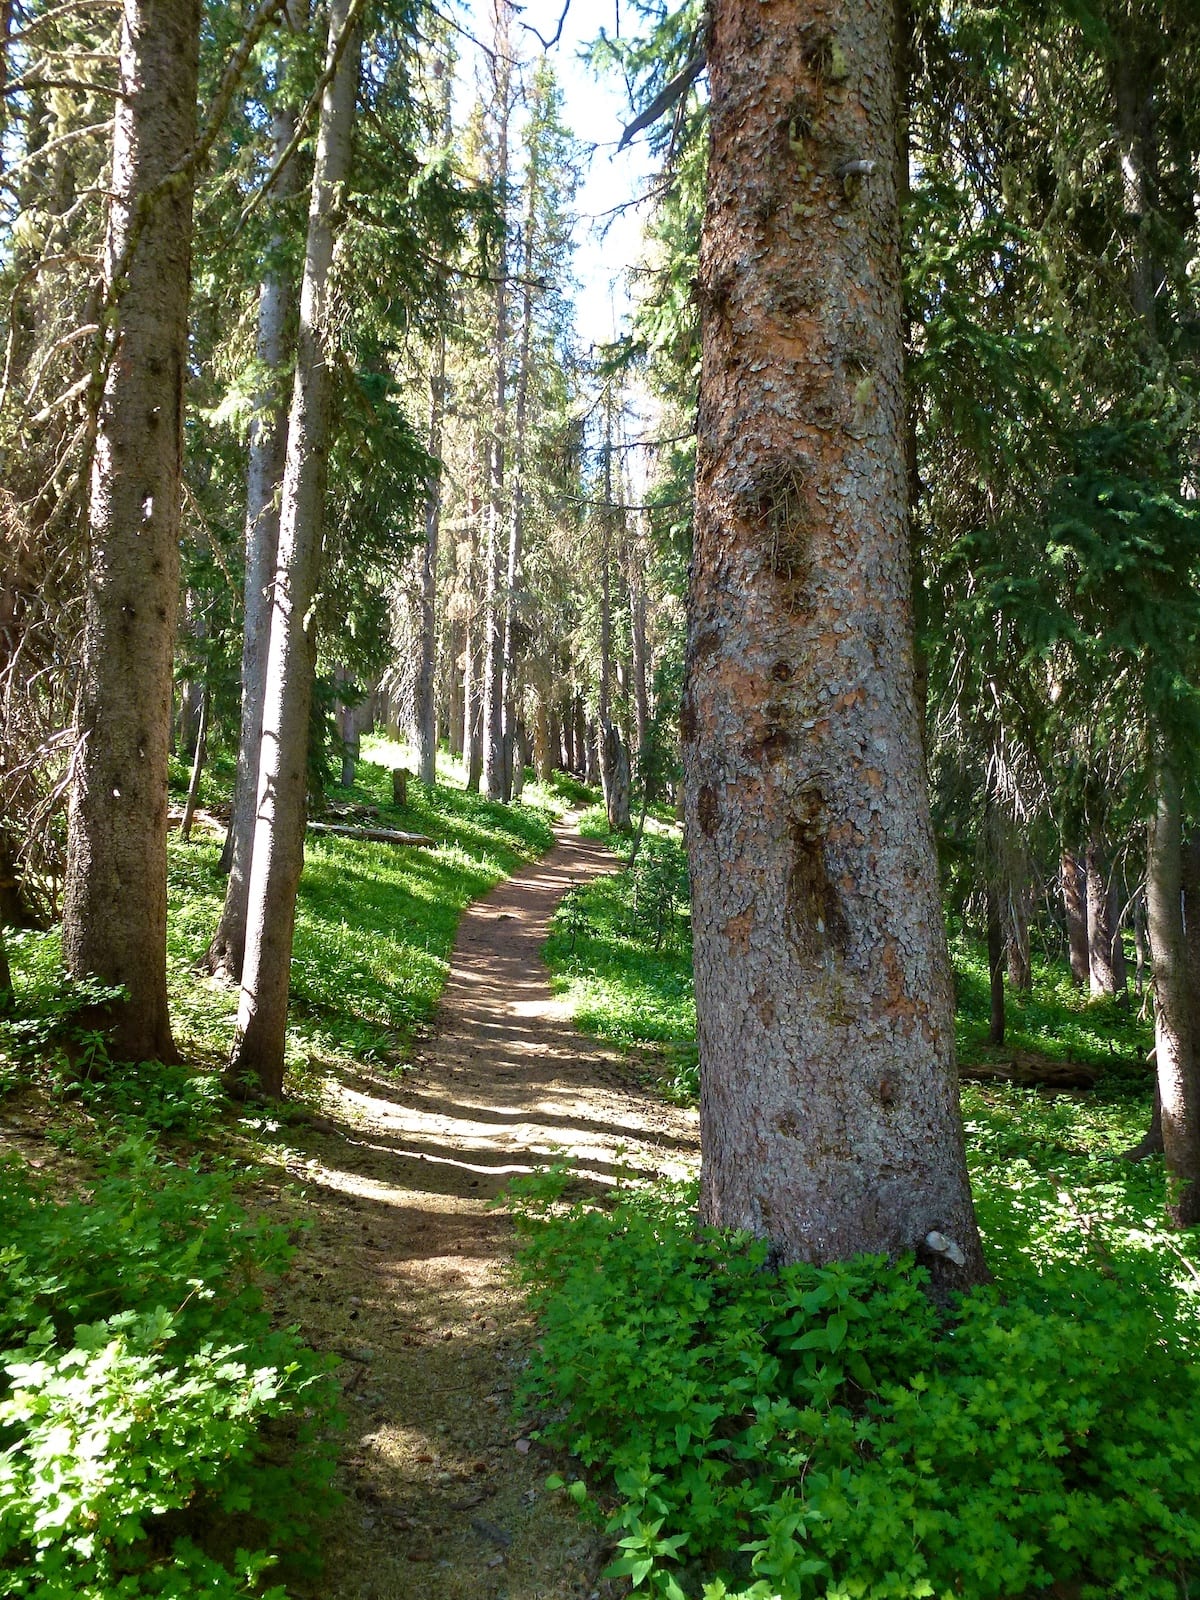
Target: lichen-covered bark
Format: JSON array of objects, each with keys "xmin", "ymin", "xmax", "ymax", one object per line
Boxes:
[
  {"xmin": 62, "ymin": 0, "xmax": 199, "ymax": 1063},
  {"xmin": 682, "ymin": 0, "xmax": 984, "ymax": 1286}
]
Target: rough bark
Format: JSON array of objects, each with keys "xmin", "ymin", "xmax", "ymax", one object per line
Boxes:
[
  {"xmin": 447, "ymin": 617, "xmax": 465, "ymax": 759},
  {"xmin": 682, "ymin": 0, "xmax": 984, "ymax": 1284},
  {"xmin": 1146, "ymin": 763, "xmax": 1200, "ymax": 1225},
  {"xmin": 228, "ymin": 0, "xmax": 359, "ymax": 1096},
  {"xmin": 1061, "ymin": 847, "xmax": 1089, "ymax": 986},
  {"xmin": 61, "ymin": 0, "xmax": 200, "ymax": 1064},
  {"xmin": 205, "ymin": 86, "xmax": 301, "ymax": 974}
]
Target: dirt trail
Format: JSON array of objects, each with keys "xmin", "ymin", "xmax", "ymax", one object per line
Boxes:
[{"xmin": 282, "ymin": 815, "xmax": 698, "ymax": 1600}]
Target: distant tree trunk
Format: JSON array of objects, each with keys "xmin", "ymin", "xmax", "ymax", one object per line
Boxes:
[
  {"xmin": 629, "ymin": 561, "xmax": 650, "ymax": 780},
  {"xmin": 228, "ymin": 0, "xmax": 360, "ymax": 1097},
  {"xmin": 584, "ymin": 720, "xmax": 599, "ymax": 787},
  {"xmin": 205, "ymin": 85, "xmax": 301, "ymax": 976},
  {"xmin": 179, "ymin": 689, "xmax": 208, "ymax": 842},
  {"xmin": 986, "ymin": 880, "xmax": 1006, "ymax": 1047},
  {"xmin": 463, "ymin": 607, "xmax": 483, "ymax": 791},
  {"xmin": 1004, "ymin": 870, "xmax": 1032, "ymax": 992},
  {"xmin": 415, "ymin": 337, "xmax": 446, "ymax": 786},
  {"xmin": 481, "ymin": 5, "xmax": 512, "ymax": 804},
  {"xmin": 1133, "ymin": 889, "xmax": 1150, "ymax": 997},
  {"xmin": 533, "ymin": 695, "xmax": 553, "ymax": 783},
  {"xmin": 1061, "ymin": 847, "xmax": 1089, "ymax": 985},
  {"xmin": 1087, "ymin": 840, "xmax": 1126, "ymax": 997},
  {"xmin": 681, "ymin": 0, "xmax": 983, "ymax": 1285},
  {"xmin": 0, "ymin": 920, "xmax": 12, "ymax": 1015},
  {"xmin": 447, "ymin": 618, "xmax": 465, "ymax": 759},
  {"xmin": 61, "ymin": 0, "xmax": 200, "ymax": 1065},
  {"xmin": 1146, "ymin": 762, "xmax": 1200, "ymax": 1225}
]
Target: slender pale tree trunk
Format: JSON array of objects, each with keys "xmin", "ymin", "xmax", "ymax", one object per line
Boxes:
[
  {"xmin": 1147, "ymin": 762, "xmax": 1200, "ymax": 1225},
  {"xmin": 205, "ymin": 92, "xmax": 302, "ymax": 977},
  {"xmin": 1061, "ymin": 847, "xmax": 1089, "ymax": 985},
  {"xmin": 500, "ymin": 136, "xmax": 539, "ymax": 802},
  {"xmin": 629, "ymin": 540, "xmax": 651, "ymax": 779},
  {"xmin": 481, "ymin": 2, "xmax": 512, "ymax": 802},
  {"xmin": 179, "ymin": 688, "xmax": 208, "ymax": 842},
  {"xmin": 682, "ymin": 0, "xmax": 984, "ymax": 1285},
  {"xmin": 62, "ymin": 0, "xmax": 200, "ymax": 1064},
  {"xmin": 416, "ymin": 335, "xmax": 446, "ymax": 786},
  {"xmin": 228, "ymin": 0, "xmax": 360, "ymax": 1096}
]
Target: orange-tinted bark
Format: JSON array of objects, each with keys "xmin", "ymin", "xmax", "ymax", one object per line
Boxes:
[{"xmin": 683, "ymin": 0, "xmax": 984, "ymax": 1287}]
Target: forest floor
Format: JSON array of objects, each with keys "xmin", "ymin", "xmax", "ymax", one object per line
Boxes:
[{"xmin": 271, "ymin": 813, "xmax": 699, "ymax": 1600}]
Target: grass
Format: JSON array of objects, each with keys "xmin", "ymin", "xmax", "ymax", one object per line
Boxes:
[{"xmin": 165, "ymin": 739, "xmax": 560, "ymax": 1077}]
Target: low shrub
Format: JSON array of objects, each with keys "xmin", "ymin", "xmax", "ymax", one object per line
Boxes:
[
  {"xmin": 511, "ymin": 1174, "xmax": 1200, "ymax": 1600},
  {"xmin": 0, "ymin": 1138, "xmax": 339, "ymax": 1597}
]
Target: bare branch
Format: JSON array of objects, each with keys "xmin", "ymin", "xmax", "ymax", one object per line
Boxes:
[
  {"xmin": 515, "ymin": 0, "xmax": 570, "ymax": 51},
  {"xmin": 617, "ymin": 46, "xmax": 706, "ymax": 151}
]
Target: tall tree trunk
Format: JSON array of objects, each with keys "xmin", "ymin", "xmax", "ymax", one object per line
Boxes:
[
  {"xmin": 500, "ymin": 134, "xmax": 538, "ymax": 804},
  {"xmin": 1061, "ymin": 847, "xmax": 1089, "ymax": 985},
  {"xmin": 61, "ymin": 0, "xmax": 200, "ymax": 1064},
  {"xmin": 629, "ymin": 550, "xmax": 651, "ymax": 783},
  {"xmin": 0, "ymin": 921, "xmax": 11, "ymax": 1016},
  {"xmin": 1086, "ymin": 840, "xmax": 1126, "ymax": 998},
  {"xmin": 205, "ymin": 85, "xmax": 301, "ymax": 975},
  {"xmin": 1146, "ymin": 762, "xmax": 1200, "ymax": 1225},
  {"xmin": 416, "ymin": 333, "xmax": 446, "ymax": 786},
  {"xmin": 682, "ymin": 0, "xmax": 984, "ymax": 1285},
  {"xmin": 481, "ymin": 1, "xmax": 512, "ymax": 803},
  {"xmin": 228, "ymin": 0, "xmax": 360, "ymax": 1096}
]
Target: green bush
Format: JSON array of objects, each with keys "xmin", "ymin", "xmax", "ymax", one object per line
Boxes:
[
  {"xmin": 0, "ymin": 1139, "xmax": 338, "ymax": 1597},
  {"xmin": 512, "ymin": 1175, "xmax": 1200, "ymax": 1600}
]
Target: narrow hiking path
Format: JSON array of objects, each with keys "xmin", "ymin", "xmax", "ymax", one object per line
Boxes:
[{"xmin": 278, "ymin": 813, "xmax": 699, "ymax": 1600}]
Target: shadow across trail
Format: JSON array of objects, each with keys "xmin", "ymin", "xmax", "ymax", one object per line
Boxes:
[{"xmin": 285, "ymin": 812, "xmax": 698, "ymax": 1600}]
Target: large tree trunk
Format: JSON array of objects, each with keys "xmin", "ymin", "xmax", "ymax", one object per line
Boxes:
[
  {"xmin": 228, "ymin": 0, "xmax": 360, "ymax": 1097},
  {"xmin": 1061, "ymin": 847, "xmax": 1089, "ymax": 985},
  {"xmin": 1086, "ymin": 840, "xmax": 1127, "ymax": 998},
  {"xmin": 682, "ymin": 0, "xmax": 984, "ymax": 1286},
  {"xmin": 61, "ymin": 0, "xmax": 200, "ymax": 1064},
  {"xmin": 1146, "ymin": 763, "xmax": 1200, "ymax": 1225},
  {"xmin": 204, "ymin": 93, "xmax": 300, "ymax": 978}
]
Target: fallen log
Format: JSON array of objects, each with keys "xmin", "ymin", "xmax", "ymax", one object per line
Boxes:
[{"xmin": 306, "ymin": 820, "xmax": 436, "ymax": 849}]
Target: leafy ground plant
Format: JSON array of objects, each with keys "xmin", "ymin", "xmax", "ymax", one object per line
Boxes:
[
  {"xmin": 0, "ymin": 1133, "xmax": 338, "ymax": 1598},
  {"xmin": 510, "ymin": 1171, "xmax": 1200, "ymax": 1600}
]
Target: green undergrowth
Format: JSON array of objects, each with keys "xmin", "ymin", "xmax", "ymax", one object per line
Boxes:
[
  {"xmin": 545, "ymin": 849, "xmax": 1156, "ymax": 1103},
  {"xmin": 163, "ymin": 744, "xmax": 557, "ymax": 1074},
  {"xmin": 544, "ymin": 828, "xmax": 697, "ymax": 1099},
  {"xmin": 0, "ymin": 996, "xmax": 339, "ymax": 1598},
  {"xmin": 510, "ymin": 1152, "xmax": 1200, "ymax": 1600},
  {"xmin": 950, "ymin": 932, "xmax": 1153, "ymax": 1073},
  {"xmin": 0, "ymin": 741, "xmax": 563, "ymax": 1596}
]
